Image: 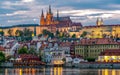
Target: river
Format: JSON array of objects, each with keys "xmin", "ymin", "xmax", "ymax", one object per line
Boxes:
[{"xmin": 0, "ymin": 67, "xmax": 120, "ymax": 75}]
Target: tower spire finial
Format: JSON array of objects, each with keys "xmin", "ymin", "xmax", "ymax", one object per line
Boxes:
[
  {"xmin": 49, "ymin": 5, "xmax": 52, "ymax": 14},
  {"xmin": 41, "ymin": 9, "xmax": 44, "ymax": 16},
  {"xmin": 57, "ymin": 10, "xmax": 59, "ymax": 20}
]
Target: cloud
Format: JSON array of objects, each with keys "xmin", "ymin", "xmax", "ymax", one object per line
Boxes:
[
  {"xmin": 22, "ymin": 0, "xmax": 34, "ymax": 3},
  {"xmin": 6, "ymin": 11, "xmax": 27, "ymax": 16},
  {"xmin": 0, "ymin": 0, "xmax": 120, "ymax": 26}
]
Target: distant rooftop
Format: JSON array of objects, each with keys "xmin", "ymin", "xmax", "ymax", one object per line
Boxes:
[{"xmin": 0, "ymin": 24, "xmax": 39, "ymax": 29}]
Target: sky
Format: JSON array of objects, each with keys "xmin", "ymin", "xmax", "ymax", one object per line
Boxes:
[{"xmin": 0, "ymin": 0, "xmax": 120, "ymax": 26}]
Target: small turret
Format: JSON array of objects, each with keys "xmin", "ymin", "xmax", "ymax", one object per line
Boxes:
[{"xmin": 96, "ymin": 17, "xmax": 104, "ymax": 26}]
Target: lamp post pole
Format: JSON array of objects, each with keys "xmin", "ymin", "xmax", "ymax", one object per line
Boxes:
[
  {"xmin": 33, "ymin": 19, "xmax": 36, "ymax": 37},
  {"xmin": 1, "ymin": 24, "xmax": 4, "ymax": 46}
]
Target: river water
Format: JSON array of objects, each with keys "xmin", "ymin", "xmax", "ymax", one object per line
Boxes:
[{"xmin": 0, "ymin": 67, "xmax": 120, "ymax": 75}]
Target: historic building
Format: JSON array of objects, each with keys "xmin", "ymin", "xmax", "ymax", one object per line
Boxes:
[
  {"xmin": 75, "ymin": 38, "xmax": 120, "ymax": 59},
  {"xmin": 0, "ymin": 5, "xmax": 82, "ymax": 36},
  {"xmin": 80, "ymin": 18, "xmax": 120, "ymax": 38},
  {"xmin": 0, "ymin": 6, "xmax": 120, "ymax": 38},
  {"xmin": 39, "ymin": 5, "xmax": 82, "ymax": 35},
  {"xmin": 98, "ymin": 49, "xmax": 120, "ymax": 62}
]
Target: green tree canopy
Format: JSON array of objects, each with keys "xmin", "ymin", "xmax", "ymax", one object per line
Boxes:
[
  {"xmin": 38, "ymin": 34, "xmax": 42, "ymax": 37},
  {"xmin": 15, "ymin": 28, "xmax": 33, "ymax": 41},
  {"xmin": 0, "ymin": 51, "xmax": 5, "ymax": 62},
  {"xmin": 72, "ymin": 34, "xmax": 76, "ymax": 38},
  {"xmin": 56, "ymin": 30, "xmax": 60, "ymax": 37},
  {"xmin": 0, "ymin": 31, "xmax": 4, "ymax": 36},
  {"xmin": 18, "ymin": 47, "xmax": 28, "ymax": 54},
  {"xmin": 28, "ymin": 47, "xmax": 37, "ymax": 55},
  {"xmin": 80, "ymin": 31, "xmax": 87, "ymax": 38},
  {"xmin": 8, "ymin": 29, "xmax": 13, "ymax": 36},
  {"xmin": 42, "ymin": 29, "xmax": 55, "ymax": 38}
]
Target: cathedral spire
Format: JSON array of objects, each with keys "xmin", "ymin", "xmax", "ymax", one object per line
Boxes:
[
  {"xmin": 57, "ymin": 10, "xmax": 59, "ymax": 21},
  {"xmin": 49, "ymin": 5, "xmax": 52, "ymax": 14},
  {"xmin": 40, "ymin": 9, "xmax": 45, "ymax": 25},
  {"xmin": 41, "ymin": 9, "xmax": 44, "ymax": 17},
  {"xmin": 96, "ymin": 17, "xmax": 103, "ymax": 26}
]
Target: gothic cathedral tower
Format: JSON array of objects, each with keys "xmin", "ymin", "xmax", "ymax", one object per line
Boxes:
[
  {"xmin": 40, "ymin": 10, "xmax": 45, "ymax": 25},
  {"xmin": 46, "ymin": 5, "xmax": 53, "ymax": 25}
]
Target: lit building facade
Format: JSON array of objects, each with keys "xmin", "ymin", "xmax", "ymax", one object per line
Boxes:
[
  {"xmin": 98, "ymin": 49, "xmax": 120, "ymax": 62},
  {"xmin": 75, "ymin": 38, "xmax": 120, "ymax": 59},
  {"xmin": 80, "ymin": 18, "xmax": 120, "ymax": 38}
]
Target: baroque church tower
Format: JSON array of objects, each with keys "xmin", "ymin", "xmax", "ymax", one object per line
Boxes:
[{"xmin": 96, "ymin": 17, "xmax": 104, "ymax": 26}]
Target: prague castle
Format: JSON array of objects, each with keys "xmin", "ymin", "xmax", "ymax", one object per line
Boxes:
[
  {"xmin": 0, "ymin": 5, "xmax": 82, "ymax": 36},
  {"xmin": 0, "ymin": 5, "xmax": 120, "ymax": 38}
]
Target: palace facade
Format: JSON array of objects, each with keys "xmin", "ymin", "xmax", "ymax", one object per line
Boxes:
[{"xmin": 80, "ymin": 18, "xmax": 120, "ymax": 38}]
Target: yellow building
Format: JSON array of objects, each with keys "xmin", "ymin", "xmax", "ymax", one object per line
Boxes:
[
  {"xmin": 80, "ymin": 18, "xmax": 120, "ymax": 38},
  {"xmin": 0, "ymin": 24, "xmax": 40, "ymax": 36},
  {"xmin": 75, "ymin": 38, "xmax": 120, "ymax": 59},
  {"xmin": 98, "ymin": 49, "xmax": 120, "ymax": 62}
]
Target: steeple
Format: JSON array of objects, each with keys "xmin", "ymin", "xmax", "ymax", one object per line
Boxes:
[
  {"xmin": 57, "ymin": 10, "xmax": 59, "ymax": 21},
  {"xmin": 49, "ymin": 5, "xmax": 52, "ymax": 14},
  {"xmin": 96, "ymin": 17, "xmax": 103, "ymax": 26},
  {"xmin": 41, "ymin": 9, "xmax": 44, "ymax": 17},
  {"xmin": 40, "ymin": 9, "xmax": 45, "ymax": 25},
  {"xmin": 101, "ymin": 17, "xmax": 104, "ymax": 25}
]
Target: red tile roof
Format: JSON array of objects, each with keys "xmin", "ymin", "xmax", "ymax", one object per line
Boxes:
[
  {"xmin": 84, "ymin": 24, "xmax": 120, "ymax": 29},
  {"xmin": 99, "ymin": 49, "xmax": 120, "ymax": 56},
  {"xmin": 18, "ymin": 54, "xmax": 39, "ymax": 61},
  {"xmin": 0, "ymin": 46, "xmax": 5, "ymax": 51},
  {"xmin": 78, "ymin": 38, "xmax": 119, "ymax": 45},
  {"xmin": 59, "ymin": 42, "xmax": 71, "ymax": 47}
]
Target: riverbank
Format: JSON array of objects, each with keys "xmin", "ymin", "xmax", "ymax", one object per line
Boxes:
[
  {"xmin": 64, "ymin": 62, "xmax": 120, "ymax": 69},
  {"xmin": 1, "ymin": 62, "xmax": 120, "ymax": 69}
]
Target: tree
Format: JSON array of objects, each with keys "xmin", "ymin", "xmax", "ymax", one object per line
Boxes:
[
  {"xmin": 42, "ymin": 29, "xmax": 49, "ymax": 36},
  {"xmin": 16, "ymin": 28, "xmax": 33, "ymax": 41},
  {"xmin": 15, "ymin": 30, "xmax": 20, "ymax": 36},
  {"xmin": 0, "ymin": 31, "xmax": 4, "ymax": 36},
  {"xmin": 38, "ymin": 34, "xmax": 42, "ymax": 37},
  {"xmin": 56, "ymin": 30, "xmax": 60, "ymax": 37},
  {"xmin": 8, "ymin": 29, "xmax": 13, "ymax": 36},
  {"xmin": 42, "ymin": 29, "xmax": 55, "ymax": 38},
  {"xmin": 18, "ymin": 47, "xmax": 28, "ymax": 54},
  {"xmin": 0, "ymin": 51, "xmax": 5, "ymax": 62},
  {"xmin": 86, "ymin": 58, "xmax": 95, "ymax": 62},
  {"xmin": 28, "ymin": 47, "xmax": 37, "ymax": 55},
  {"xmin": 48, "ymin": 33, "xmax": 54, "ymax": 38},
  {"xmin": 80, "ymin": 31, "xmax": 87, "ymax": 38},
  {"xmin": 62, "ymin": 58, "xmax": 66, "ymax": 63},
  {"xmin": 72, "ymin": 34, "xmax": 76, "ymax": 38}
]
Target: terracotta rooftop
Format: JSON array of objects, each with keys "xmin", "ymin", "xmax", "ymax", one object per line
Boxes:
[
  {"xmin": 78, "ymin": 38, "xmax": 119, "ymax": 45},
  {"xmin": 84, "ymin": 24, "xmax": 120, "ymax": 28},
  {"xmin": 0, "ymin": 46, "xmax": 5, "ymax": 51},
  {"xmin": 100, "ymin": 49, "xmax": 120, "ymax": 56}
]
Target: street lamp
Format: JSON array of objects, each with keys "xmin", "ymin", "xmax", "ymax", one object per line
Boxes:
[
  {"xmin": 33, "ymin": 19, "xmax": 36, "ymax": 36},
  {"xmin": 0, "ymin": 24, "xmax": 4, "ymax": 46}
]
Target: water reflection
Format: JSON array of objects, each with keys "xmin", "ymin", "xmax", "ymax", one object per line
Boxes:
[
  {"xmin": 98, "ymin": 69, "xmax": 120, "ymax": 75},
  {"xmin": 1, "ymin": 67, "xmax": 120, "ymax": 75}
]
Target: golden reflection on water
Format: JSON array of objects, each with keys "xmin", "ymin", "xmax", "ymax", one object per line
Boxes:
[
  {"xmin": 3, "ymin": 67, "xmax": 120, "ymax": 75},
  {"xmin": 98, "ymin": 69, "xmax": 120, "ymax": 75},
  {"xmin": 52, "ymin": 67, "xmax": 63, "ymax": 75}
]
